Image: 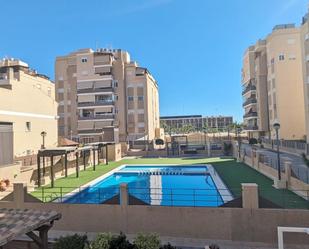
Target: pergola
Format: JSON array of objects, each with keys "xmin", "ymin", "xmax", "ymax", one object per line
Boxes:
[
  {"xmin": 37, "ymin": 146, "xmax": 77, "ymax": 188},
  {"xmin": 0, "ymin": 208, "xmax": 61, "ymax": 249},
  {"xmin": 37, "ymin": 142, "xmax": 114, "ymax": 188}
]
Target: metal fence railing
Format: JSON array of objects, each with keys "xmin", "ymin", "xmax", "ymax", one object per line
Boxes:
[
  {"xmin": 30, "ymin": 186, "xmax": 120, "ymax": 204},
  {"xmin": 127, "ymin": 187, "xmax": 233, "ymax": 207},
  {"xmin": 242, "ymin": 144, "xmax": 309, "ymax": 184},
  {"xmin": 262, "ymin": 138, "xmax": 308, "ymax": 153},
  {"xmin": 258, "ymin": 153, "xmax": 309, "ymax": 184},
  {"xmin": 25, "ymin": 186, "xmax": 309, "ymax": 209},
  {"xmin": 258, "ymin": 188, "xmax": 309, "ymax": 209}
]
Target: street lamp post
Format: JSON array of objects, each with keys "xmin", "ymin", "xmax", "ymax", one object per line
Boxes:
[
  {"xmin": 273, "ymin": 122, "xmax": 281, "ymax": 181},
  {"xmin": 237, "ymin": 127, "xmax": 241, "ymax": 160},
  {"xmin": 40, "ymin": 131, "xmax": 47, "ymax": 149}
]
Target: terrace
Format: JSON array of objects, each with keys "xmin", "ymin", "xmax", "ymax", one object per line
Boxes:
[{"xmin": 29, "ymin": 157, "xmax": 308, "ymax": 209}]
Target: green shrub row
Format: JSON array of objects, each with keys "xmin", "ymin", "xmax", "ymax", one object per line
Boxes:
[{"xmin": 53, "ymin": 232, "xmax": 178, "ymax": 249}]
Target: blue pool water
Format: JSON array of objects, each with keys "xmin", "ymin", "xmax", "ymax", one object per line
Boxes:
[{"xmin": 64, "ymin": 165, "xmax": 224, "ymax": 206}]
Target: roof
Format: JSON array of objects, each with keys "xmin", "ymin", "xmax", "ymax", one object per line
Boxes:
[
  {"xmin": 59, "ymin": 137, "xmax": 79, "ymax": 147},
  {"xmin": 0, "ymin": 208, "xmax": 61, "ymax": 246},
  {"xmin": 160, "ymin": 115, "xmax": 202, "ymax": 119}
]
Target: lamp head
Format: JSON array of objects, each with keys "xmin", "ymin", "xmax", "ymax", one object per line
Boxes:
[{"xmin": 273, "ymin": 122, "xmax": 280, "ymax": 131}]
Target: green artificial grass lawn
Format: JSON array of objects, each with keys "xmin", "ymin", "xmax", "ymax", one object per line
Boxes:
[{"xmin": 31, "ymin": 157, "xmax": 308, "ymax": 209}]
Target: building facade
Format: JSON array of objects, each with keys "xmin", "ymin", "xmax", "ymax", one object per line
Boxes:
[
  {"xmin": 0, "ymin": 58, "xmax": 58, "ymax": 164},
  {"xmin": 160, "ymin": 115, "xmax": 233, "ymax": 132},
  {"xmin": 242, "ymin": 24, "xmax": 306, "ymax": 140},
  {"xmin": 55, "ymin": 48, "xmax": 160, "ymax": 144},
  {"xmin": 301, "ymin": 12, "xmax": 309, "ymax": 143}
]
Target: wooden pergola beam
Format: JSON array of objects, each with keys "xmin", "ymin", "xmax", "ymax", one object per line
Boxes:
[
  {"xmin": 50, "ymin": 156, "xmax": 54, "ymax": 188},
  {"xmin": 37, "ymin": 154, "xmax": 41, "ymax": 187},
  {"xmin": 93, "ymin": 149, "xmax": 96, "ymax": 171},
  {"xmin": 105, "ymin": 144, "xmax": 108, "ymax": 165},
  {"xmin": 75, "ymin": 152, "xmax": 79, "ymax": 178},
  {"xmin": 64, "ymin": 152, "xmax": 68, "ymax": 177}
]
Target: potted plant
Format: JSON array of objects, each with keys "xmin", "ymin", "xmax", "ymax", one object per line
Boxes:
[
  {"xmin": 0, "ymin": 180, "xmax": 7, "ymax": 191},
  {"xmin": 4, "ymin": 179, "xmax": 10, "ymax": 187}
]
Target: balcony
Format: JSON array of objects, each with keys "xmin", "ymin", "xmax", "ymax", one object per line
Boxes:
[
  {"xmin": 244, "ymin": 125, "xmax": 259, "ymax": 131},
  {"xmin": 77, "ymin": 100, "xmax": 114, "ymax": 108},
  {"xmin": 242, "ymin": 84, "xmax": 256, "ymax": 95},
  {"xmin": 78, "ymin": 114, "xmax": 115, "ymax": 120},
  {"xmin": 242, "ymin": 97, "xmax": 257, "ymax": 107},
  {"xmin": 243, "ymin": 112, "xmax": 258, "ymax": 119},
  {"xmin": 77, "ymin": 87, "xmax": 114, "ymax": 94},
  {"xmin": 0, "ymin": 74, "xmax": 10, "ymax": 87}
]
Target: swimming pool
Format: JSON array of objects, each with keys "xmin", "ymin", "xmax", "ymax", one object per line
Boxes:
[{"xmin": 64, "ymin": 165, "xmax": 232, "ymax": 207}]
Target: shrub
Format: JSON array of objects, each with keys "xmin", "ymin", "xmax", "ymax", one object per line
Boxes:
[
  {"xmin": 249, "ymin": 138, "xmax": 258, "ymax": 144},
  {"xmin": 160, "ymin": 243, "xmax": 177, "ymax": 249},
  {"xmin": 109, "ymin": 232, "xmax": 134, "ymax": 249},
  {"xmin": 134, "ymin": 233, "xmax": 161, "ymax": 249},
  {"xmin": 88, "ymin": 233, "xmax": 112, "ymax": 249},
  {"xmin": 208, "ymin": 244, "xmax": 220, "ymax": 249},
  {"xmin": 155, "ymin": 138, "xmax": 164, "ymax": 145},
  {"xmin": 53, "ymin": 234, "xmax": 88, "ymax": 249}
]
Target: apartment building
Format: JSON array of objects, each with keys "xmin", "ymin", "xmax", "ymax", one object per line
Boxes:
[
  {"xmin": 242, "ymin": 40, "xmax": 269, "ymax": 138},
  {"xmin": 160, "ymin": 115, "xmax": 233, "ymax": 132},
  {"xmin": 55, "ymin": 48, "xmax": 161, "ymax": 144},
  {"xmin": 0, "ymin": 58, "xmax": 58, "ymax": 165},
  {"xmin": 301, "ymin": 12, "xmax": 309, "ymax": 143},
  {"xmin": 242, "ymin": 24, "xmax": 306, "ymax": 140}
]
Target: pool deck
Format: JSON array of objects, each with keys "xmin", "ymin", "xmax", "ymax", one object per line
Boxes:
[{"xmin": 207, "ymin": 164, "xmax": 233, "ymax": 203}]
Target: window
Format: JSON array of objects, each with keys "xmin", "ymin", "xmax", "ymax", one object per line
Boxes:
[
  {"xmin": 278, "ymin": 54, "xmax": 285, "ymax": 61},
  {"xmin": 272, "ymin": 79, "xmax": 275, "ymax": 89},
  {"xmin": 26, "ymin": 122, "xmax": 31, "ymax": 132},
  {"xmin": 128, "ymin": 96, "xmax": 134, "ymax": 101},
  {"xmin": 287, "ymin": 39, "xmax": 295, "ymax": 44},
  {"xmin": 113, "ymin": 80, "xmax": 118, "ymax": 87},
  {"xmin": 81, "ymin": 57, "xmax": 88, "ymax": 63},
  {"xmin": 138, "ymin": 96, "xmax": 144, "ymax": 101}
]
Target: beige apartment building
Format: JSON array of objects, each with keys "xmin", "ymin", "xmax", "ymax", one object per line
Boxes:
[
  {"xmin": 0, "ymin": 58, "xmax": 58, "ymax": 165},
  {"xmin": 301, "ymin": 12, "xmax": 309, "ymax": 143},
  {"xmin": 55, "ymin": 48, "xmax": 161, "ymax": 145},
  {"xmin": 242, "ymin": 40, "xmax": 269, "ymax": 138},
  {"xmin": 242, "ymin": 24, "xmax": 306, "ymax": 140}
]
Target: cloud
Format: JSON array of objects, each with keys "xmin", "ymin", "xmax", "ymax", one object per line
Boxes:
[{"xmin": 110, "ymin": 0, "xmax": 173, "ymax": 16}]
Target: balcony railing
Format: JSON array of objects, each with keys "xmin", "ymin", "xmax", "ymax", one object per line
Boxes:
[
  {"xmin": 242, "ymin": 97, "xmax": 257, "ymax": 107},
  {"xmin": 242, "ymin": 84, "xmax": 256, "ymax": 95},
  {"xmin": 77, "ymin": 87, "xmax": 114, "ymax": 94},
  {"xmin": 78, "ymin": 114, "xmax": 115, "ymax": 120},
  {"xmin": 244, "ymin": 125, "xmax": 258, "ymax": 131},
  {"xmin": 243, "ymin": 112, "xmax": 258, "ymax": 119},
  {"xmin": 78, "ymin": 101, "xmax": 114, "ymax": 108}
]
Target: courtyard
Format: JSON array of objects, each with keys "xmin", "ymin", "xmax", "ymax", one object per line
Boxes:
[{"xmin": 30, "ymin": 157, "xmax": 308, "ymax": 209}]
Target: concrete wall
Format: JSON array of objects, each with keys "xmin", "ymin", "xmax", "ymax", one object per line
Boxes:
[{"xmin": 0, "ymin": 200, "xmax": 308, "ymax": 245}]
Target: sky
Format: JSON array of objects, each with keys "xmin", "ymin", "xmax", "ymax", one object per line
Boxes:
[{"xmin": 0, "ymin": 0, "xmax": 308, "ymax": 121}]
